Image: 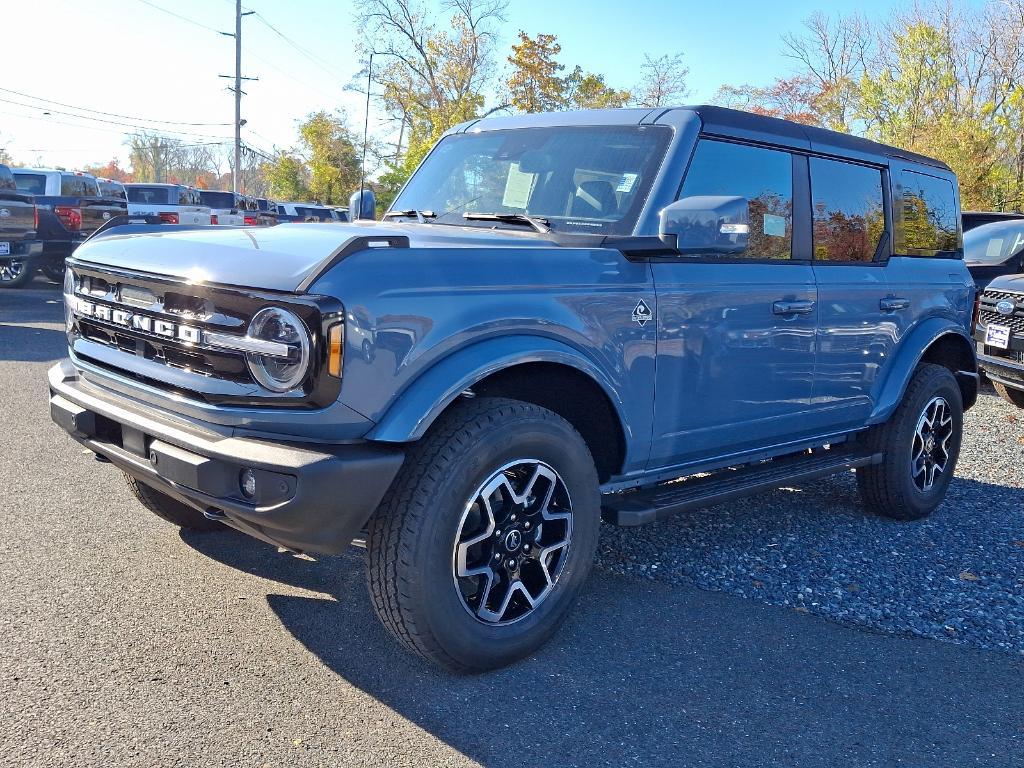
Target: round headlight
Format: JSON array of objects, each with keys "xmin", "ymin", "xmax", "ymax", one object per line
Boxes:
[{"xmin": 245, "ymin": 307, "xmax": 311, "ymax": 393}]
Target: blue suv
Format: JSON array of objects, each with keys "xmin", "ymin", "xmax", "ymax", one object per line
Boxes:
[{"xmin": 49, "ymin": 106, "xmax": 977, "ymax": 672}]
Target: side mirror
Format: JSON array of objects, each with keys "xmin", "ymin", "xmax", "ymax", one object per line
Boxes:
[
  {"xmin": 349, "ymin": 189, "xmax": 377, "ymax": 221},
  {"xmin": 659, "ymin": 195, "xmax": 749, "ymax": 255}
]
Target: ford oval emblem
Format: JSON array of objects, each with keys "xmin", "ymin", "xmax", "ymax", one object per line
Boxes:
[
  {"xmin": 0, "ymin": 209, "xmax": 9, "ymax": 218},
  {"xmin": 996, "ymin": 299, "xmax": 1016, "ymax": 316},
  {"xmin": 102, "ymin": 211, "xmax": 111, "ymax": 220}
]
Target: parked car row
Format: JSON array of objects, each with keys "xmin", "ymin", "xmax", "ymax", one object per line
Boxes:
[{"xmin": 0, "ymin": 165, "xmax": 351, "ymax": 287}]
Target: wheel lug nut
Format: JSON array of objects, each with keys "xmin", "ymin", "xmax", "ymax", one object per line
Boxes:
[
  {"xmin": 522, "ymin": 544, "xmax": 530, "ymax": 553},
  {"xmin": 510, "ymin": 514, "xmax": 517, "ymax": 522},
  {"xmin": 524, "ymin": 522, "xmax": 530, "ymax": 530},
  {"xmin": 495, "ymin": 529, "xmax": 501, "ymax": 537},
  {"xmin": 506, "ymin": 559, "xmax": 516, "ymax": 570},
  {"xmin": 494, "ymin": 552, "xmax": 501, "ymax": 560}
]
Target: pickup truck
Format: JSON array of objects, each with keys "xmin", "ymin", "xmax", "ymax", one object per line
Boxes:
[
  {"xmin": 276, "ymin": 202, "xmax": 336, "ymax": 223},
  {"xmin": 125, "ymin": 184, "xmax": 213, "ymax": 226},
  {"xmin": 49, "ymin": 106, "xmax": 977, "ymax": 673},
  {"xmin": 198, "ymin": 190, "xmax": 256, "ymax": 226},
  {"xmin": 0, "ymin": 163, "xmax": 42, "ymax": 288},
  {"xmin": 974, "ymin": 275, "xmax": 1024, "ymax": 407},
  {"xmin": 12, "ymin": 168, "xmax": 127, "ymax": 282}
]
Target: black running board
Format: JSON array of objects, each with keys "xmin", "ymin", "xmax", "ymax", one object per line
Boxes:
[{"xmin": 601, "ymin": 449, "xmax": 883, "ymax": 526}]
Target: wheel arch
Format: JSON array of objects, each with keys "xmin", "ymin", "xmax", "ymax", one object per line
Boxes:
[
  {"xmin": 869, "ymin": 320, "xmax": 978, "ymax": 425},
  {"xmin": 365, "ymin": 336, "xmax": 630, "ymax": 481}
]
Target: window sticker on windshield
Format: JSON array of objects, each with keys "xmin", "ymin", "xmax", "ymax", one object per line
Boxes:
[
  {"xmin": 502, "ymin": 163, "xmax": 537, "ymax": 209},
  {"xmin": 763, "ymin": 214, "xmax": 786, "ymax": 237},
  {"xmin": 985, "ymin": 238, "xmax": 1004, "ymax": 260},
  {"xmin": 616, "ymin": 173, "xmax": 639, "ymax": 193}
]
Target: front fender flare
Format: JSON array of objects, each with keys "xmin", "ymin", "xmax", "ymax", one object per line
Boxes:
[
  {"xmin": 366, "ymin": 335, "xmax": 628, "ymax": 443},
  {"xmin": 868, "ymin": 318, "xmax": 977, "ymax": 425}
]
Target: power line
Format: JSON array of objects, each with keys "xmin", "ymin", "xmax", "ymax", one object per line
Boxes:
[
  {"xmin": 0, "ymin": 96, "xmax": 233, "ymax": 141},
  {"xmin": 249, "ymin": 10, "xmax": 350, "ymax": 83},
  {"xmin": 0, "ymin": 86, "xmax": 232, "ymax": 127},
  {"xmin": 131, "ymin": 0, "xmax": 223, "ymax": 34}
]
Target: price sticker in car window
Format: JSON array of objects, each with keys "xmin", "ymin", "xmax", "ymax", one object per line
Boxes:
[{"xmin": 985, "ymin": 323, "xmax": 1011, "ymax": 350}]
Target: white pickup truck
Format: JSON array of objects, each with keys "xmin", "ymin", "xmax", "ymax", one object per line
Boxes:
[
  {"xmin": 198, "ymin": 190, "xmax": 258, "ymax": 226},
  {"xmin": 124, "ymin": 184, "xmax": 213, "ymax": 225}
]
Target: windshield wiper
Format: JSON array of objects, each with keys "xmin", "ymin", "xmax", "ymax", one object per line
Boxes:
[
  {"xmin": 462, "ymin": 212, "xmax": 551, "ymax": 233},
  {"xmin": 382, "ymin": 209, "xmax": 436, "ymax": 223}
]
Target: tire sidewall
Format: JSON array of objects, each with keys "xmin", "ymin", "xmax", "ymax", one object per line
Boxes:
[{"xmin": 410, "ymin": 414, "xmax": 600, "ymax": 669}]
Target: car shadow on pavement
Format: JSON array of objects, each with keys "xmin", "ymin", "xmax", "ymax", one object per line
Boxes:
[
  {"xmin": 181, "ymin": 529, "xmax": 1024, "ymax": 768},
  {"xmin": 0, "ymin": 322, "xmax": 69, "ymax": 362}
]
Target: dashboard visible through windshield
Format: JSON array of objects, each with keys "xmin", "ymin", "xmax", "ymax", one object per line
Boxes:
[{"xmin": 390, "ymin": 125, "xmax": 671, "ymax": 236}]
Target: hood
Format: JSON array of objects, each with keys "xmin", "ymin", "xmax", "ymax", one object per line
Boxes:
[
  {"xmin": 71, "ymin": 220, "xmax": 564, "ymax": 293},
  {"xmin": 984, "ymin": 272, "xmax": 1024, "ymax": 293}
]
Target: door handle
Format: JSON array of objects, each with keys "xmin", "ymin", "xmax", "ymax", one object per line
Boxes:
[
  {"xmin": 772, "ymin": 300, "xmax": 815, "ymax": 315},
  {"xmin": 880, "ymin": 297, "xmax": 910, "ymax": 312}
]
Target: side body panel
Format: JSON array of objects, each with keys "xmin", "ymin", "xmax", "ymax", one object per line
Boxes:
[{"xmin": 312, "ymin": 246, "xmax": 657, "ymax": 477}]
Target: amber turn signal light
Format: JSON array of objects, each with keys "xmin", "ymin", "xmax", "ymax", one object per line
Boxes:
[{"xmin": 327, "ymin": 322, "xmax": 344, "ymax": 378}]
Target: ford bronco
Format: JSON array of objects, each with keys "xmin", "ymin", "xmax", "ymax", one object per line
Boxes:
[{"xmin": 49, "ymin": 106, "xmax": 977, "ymax": 672}]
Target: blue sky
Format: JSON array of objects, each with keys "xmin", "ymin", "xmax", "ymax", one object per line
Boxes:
[{"xmin": 0, "ymin": 0, "xmax": 968, "ymax": 171}]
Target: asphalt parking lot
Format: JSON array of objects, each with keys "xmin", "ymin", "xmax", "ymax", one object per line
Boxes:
[{"xmin": 2, "ymin": 280, "xmax": 1024, "ymax": 767}]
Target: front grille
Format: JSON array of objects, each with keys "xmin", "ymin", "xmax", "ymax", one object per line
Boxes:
[
  {"xmin": 978, "ymin": 309, "xmax": 1024, "ymax": 334},
  {"xmin": 979, "ymin": 288, "xmax": 1024, "ymax": 337},
  {"xmin": 66, "ymin": 260, "xmax": 339, "ymax": 407}
]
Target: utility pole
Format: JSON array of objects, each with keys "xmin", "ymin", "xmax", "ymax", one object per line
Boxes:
[{"xmin": 220, "ymin": 2, "xmax": 256, "ymax": 194}]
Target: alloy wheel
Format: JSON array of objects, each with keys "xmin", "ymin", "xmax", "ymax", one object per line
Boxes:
[
  {"xmin": 452, "ymin": 459, "xmax": 573, "ymax": 625},
  {"xmin": 911, "ymin": 396, "xmax": 953, "ymax": 492},
  {"xmin": 0, "ymin": 260, "xmax": 27, "ymax": 283}
]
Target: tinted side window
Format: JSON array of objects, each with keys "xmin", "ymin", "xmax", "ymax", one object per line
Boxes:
[
  {"xmin": 14, "ymin": 173, "xmax": 47, "ymax": 195},
  {"xmin": 899, "ymin": 170, "xmax": 959, "ymax": 256},
  {"xmin": 61, "ymin": 174, "xmax": 99, "ymax": 197},
  {"xmin": 0, "ymin": 165, "xmax": 15, "ymax": 190},
  {"xmin": 680, "ymin": 140, "xmax": 793, "ymax": 260},
  {"xmin": 810, "ymin": 158, "xmax": 885, "ymax": 262}
]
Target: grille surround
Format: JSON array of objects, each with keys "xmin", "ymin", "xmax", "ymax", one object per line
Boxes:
[{"xmin": 66, "ymin": 259, "xmax": 343, "ymax": 408}]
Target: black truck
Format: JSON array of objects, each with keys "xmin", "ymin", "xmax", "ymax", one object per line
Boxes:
[
  {"xmin": 12, "ymin": 168, "xmax": 127, "ymax": 283},
  {"xmin": 0, "ymin": 164, "xmax": 42, "ymax": 288}
]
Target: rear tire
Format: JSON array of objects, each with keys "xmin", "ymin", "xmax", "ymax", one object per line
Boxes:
[
  {"xmin": 40, "ymin": 263, "xmax": 66, "ymax": 283},
  {"xmin": 856, "ymin": 364, "xmax": 963, "ymax": 520},
  {"xmin": 993, "ymin": 381, "xmax": 1024, "ymax": 409},
  {"xmin": 124, "ymin": 473, "xmax": 223, "ymax": 531},
  {"xmin": 365, "ymin": 397, "xmax": 601, "ymax": 673},
  {"xmin": 0, "ymin": 259, "xmax": 34, "ymax": 288}
]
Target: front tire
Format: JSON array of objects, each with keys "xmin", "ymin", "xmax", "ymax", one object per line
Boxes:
[
  {"xmin": 856, "ymin": 364, "xmax": 963, "ymax": 520},
  {"xmin": 124, "ymin": 473, "xmax": 223, "ymax": 531},
  {"xmin": 993, "ymin": 381, "xmax": 1024, "ymax": 409},
  {"xmin": 40, "ymin": 263, "xmax": 66, "ymax": 283},
  {"xmin": 365, "ymin": 397, "xmax": 601, "ymax": 673}
]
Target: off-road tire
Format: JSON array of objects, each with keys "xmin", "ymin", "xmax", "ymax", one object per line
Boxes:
[
  {"xmin": 856, "ymin": 364, "xmax": 963, "ymax": 520},
  {"xmin": 124, "ymin": 473, "xmax": 223, "ymax": 531},
  {"xmin": 365, "ymin": 397, "xmax": 601, "ymax": 673},
  {"xmin": 993, "ymin": 381, "xmax": 1024, "ymax": 409},
  {"xmin": 0, "ymin": 260, "xmax": 34, "ymax": 288}
]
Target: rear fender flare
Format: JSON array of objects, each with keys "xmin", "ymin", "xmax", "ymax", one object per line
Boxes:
[
  {"xmin": 366, "ymin": 335, "xmax": 628, "ymax": 444},
  {"xmin": 868, "ymin": 319, "xmax": 978, "ymax": 424}
]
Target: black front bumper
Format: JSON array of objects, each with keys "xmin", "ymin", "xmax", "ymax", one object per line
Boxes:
[{"xmin": 48, "ymin": 360, "xmax": 404, "ymax": 554}]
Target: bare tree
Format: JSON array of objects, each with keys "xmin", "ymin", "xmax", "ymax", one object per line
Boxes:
[{"xmin": 635, "ymin": 53, "xmax": 690, "ymax": 108}]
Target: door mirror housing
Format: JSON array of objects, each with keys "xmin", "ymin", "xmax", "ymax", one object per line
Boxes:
[{"xmin": 659, "ymin": 195, "xmax": 749, "ymax": 255}]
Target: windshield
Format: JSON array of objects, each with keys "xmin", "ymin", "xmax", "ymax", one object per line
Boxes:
[
  {"xmin": 964, "ymin": 220, "xmax": 1024, "ymax": 264},
  {"xmin": 391, "ymin": 125, "xmax": 671, "ymax": 235}
]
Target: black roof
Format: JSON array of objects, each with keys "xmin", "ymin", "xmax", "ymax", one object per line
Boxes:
[{"xmin": 686, "ymin": 105, "xmax": 951, "ymax": 171}]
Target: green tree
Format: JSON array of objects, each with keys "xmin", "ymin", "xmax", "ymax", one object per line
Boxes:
[
  {"xmin": 507, "ymin": 31, "xmax": 565, "ymax": 113},
  {"xmin": 266, "ymin": 153, "xmax": 311, "ymax": 201},
  {"xmin": 564, "ymin": 67, "xmax": 630, "ymax": 109},
  {"xmin": 298, "ymin": 110, "xmax": 362, "ymax": 204}
]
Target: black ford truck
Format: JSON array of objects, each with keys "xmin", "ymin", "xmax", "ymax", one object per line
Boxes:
[
  {"xmin": 12, "ymin": 168, "xmax": 127, "ymax": 283},
  {"xmin": 0, "ymin": 163, "xmax": 42, "ymax": 288}
]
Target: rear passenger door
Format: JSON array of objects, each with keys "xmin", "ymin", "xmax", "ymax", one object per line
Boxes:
[
  {"xmin": 806, "ymin": 155, "xmax": 896, "ymax": 431},
  {"xmin": 649, "ymin": 139, "xmax": 818, "ymax": 471}
]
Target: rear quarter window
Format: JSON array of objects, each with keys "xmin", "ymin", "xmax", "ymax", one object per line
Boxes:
[
  {"xmin": 13, "ymin": 173, "xmax": 47, "ymax": 195},
  {"xmin": 810, "ymin": 158, "xmax": 885, "ymax": 263},
  {"xmin": 897, "ymin": 170, "xmax": 960, "ymax": 257},
  {"xmin": 61, "ymin": 174, "xmax": 99, "ymax": 197}
]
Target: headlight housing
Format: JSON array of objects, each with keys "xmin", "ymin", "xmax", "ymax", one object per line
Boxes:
[
  {"xmin": 245, "ymin": 307, "xmax": 312, "ymax": 392},
  {"xmin": 62, "ymin": 267, "xmax": 76, "ymax": 334}
]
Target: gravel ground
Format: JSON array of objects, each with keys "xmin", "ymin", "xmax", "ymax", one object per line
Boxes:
[{"xmin": 597, "ymin": 385, "xmax": 1024, "ymax": 653}]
